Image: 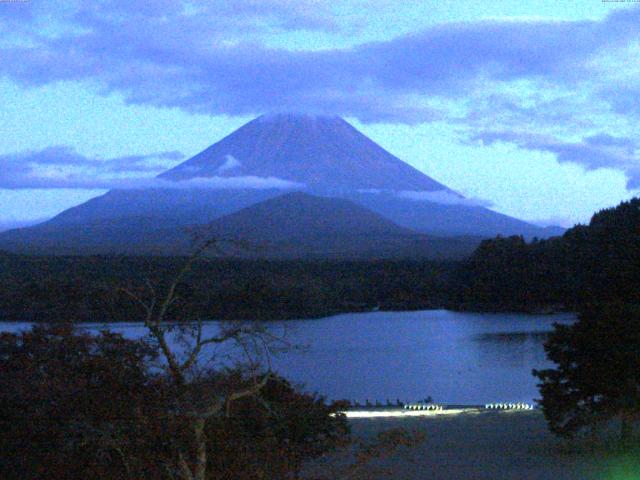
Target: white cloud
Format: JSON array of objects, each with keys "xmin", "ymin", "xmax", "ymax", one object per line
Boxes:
[
  {"xmin": 217, "ymin": 154, "xmax": 242, "ymax": 173},
  {"xmin": 397, "ymin": 189, "xmax": 494, "ymax": 207},
  {"xmin": 0, "ymin": 146, "xmax": 301, "ymax": 190},
  {"xmin": 153, "ymin": 176, "xmax": 302, "ymax": 190},
  {"xmin": 0, "ymin": 175, "xmax": 303, "ymax": 191}
]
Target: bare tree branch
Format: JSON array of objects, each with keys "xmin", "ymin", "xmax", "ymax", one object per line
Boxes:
[
  {"xmin": 225, "ymin": 373, "xmax": 272, "ymax": 417},
  {"xmin": 122, "ymin": 238, "xmax": 283, "ymax": 480}
]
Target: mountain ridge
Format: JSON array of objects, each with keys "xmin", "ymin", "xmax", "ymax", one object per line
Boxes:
[
  {"xmin": 199, "ymin": 192, "xmax": 483, "ymax": 260},
  {"xmin": 0, "ymin": 192, "xmax": 483, "ymax": 259},
  {"xmin": 0, "ymin": 113, "xmax": 563, "ymax": 255}
]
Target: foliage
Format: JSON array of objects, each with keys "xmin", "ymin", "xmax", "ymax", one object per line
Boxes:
[
  {"xmin": 454, "ymin": 197, "xmax": 640, "ymax": 312},
  {"xmin": 533, "ymin": 303, "xmax": 640, "ymax": 443},
  {"xmin": 0, "ymin": 324, "xmax": 350, "ymax": 479},
  {"xmin": 452, "ymin": 235, "xmax": 560, "ymax": 311},
  {"xmin": 0, "ymin": 323, "xmax": 169, "ymax": 480},
  {"xmin": 207, "ymin": 376, "xmax": 350, "ymax": 479},
  {"xmin": 0, "ymin": 255, "xmax": 456, "ymax": 322}
]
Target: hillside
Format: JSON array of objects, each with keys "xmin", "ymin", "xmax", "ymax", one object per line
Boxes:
[
  {"xmin": 160, "ymin": 113, "xmax": 450, "ymax": 192},
  {"xmin": 202, "ymin": 192, "xmax": 482, "ymax": 259},
  {"xmin": 0, "ymin": 192, "xmax": 481, "ymax": 259},
  {"xmin": 452, "ymin": 197, "xmax": 640, "ymax": 311}
]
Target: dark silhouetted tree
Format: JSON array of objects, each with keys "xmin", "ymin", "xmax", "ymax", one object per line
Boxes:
[
  {"xmin": 0, "ymin": 323, "xmax": 169, "ymax": 480},
  {"xmin": 0, "ymin": 322, "xmax": 351, "ymax": 480},
  {"xmin": 534, "ymin": 303, "xmax": 640, "ymax": 444}
]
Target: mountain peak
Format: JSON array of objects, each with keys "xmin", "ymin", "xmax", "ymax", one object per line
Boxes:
[
  {"xmin": 256, "ymin": 112, "xmax": 344, "ymax": 124},
  {"xmin": 160, "ymin": 114, "xmax": 449, "ymax": 193},
  {"xmin": 205, "ymin": 191, "xmax": 410, "ymax": 242},
  {"xmin": 0, "ymin": 113, "xmax": 562, "ymax": 254}
]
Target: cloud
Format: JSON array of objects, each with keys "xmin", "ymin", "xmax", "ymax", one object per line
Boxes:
[
  {"xmin": 0, "ymin": 145, "xmax": 183, "ymax": 170},
  {"xmin": 0, "ymin": 175, "xmax": 303, "ymax": 191},
  {"xmin": 0, "ymin": 146, "xmax": 301, "ymax": 190},
  {"xmin": 584, "ymin": 133, "xmax": 637, "ymax": 151},
  {"xmin": 151, "ymin": 176, "xmax": 303, "ymax": 190},
  {"xmin": 599, "ymin": 86, "xmax": 640, "ymax": 117},
  {"xmin": 357, "ymin": 187, "xmax": 494, "ymax": 207},
  {"xmin": 1, "ymin": 1, "xmax": 639, "ymax": 124},
  {"xmin": 217, "ymin": 154, "xmax": 241, "ymax": 173},
  {"xmin": 0, "ymin": 146, "xmax": 185, "ymax": 188},
  {"xmin": 397, "ymin": 189, "xmax": 494, "ymax": 207},
  {"xmin": 0, "ymin": 0, "xmax": 339, "ymax": 35},
  {"xmin": 472, "ymin": 130, "xmax": 640, "ymax": 189}
]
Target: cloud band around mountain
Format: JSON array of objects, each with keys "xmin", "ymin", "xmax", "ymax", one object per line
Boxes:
[
  {"xmin": 397, "ymin": 190, "xmax": 494, "ymax": 208},
  {"xmin": 0, "ymin": 146, "xmax": 302, "ymax": 190}
]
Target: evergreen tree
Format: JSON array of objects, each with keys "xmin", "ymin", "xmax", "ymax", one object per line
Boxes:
[{"xmin": 534, "ymin": 303, "xmax": 640, "ymax": 444}]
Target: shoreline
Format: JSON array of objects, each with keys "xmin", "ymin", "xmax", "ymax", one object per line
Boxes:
[
  {"xmin": 0, "ymin": 307, "xmax": 576, "ymax": 325},
  {"xmin": 307, "ymin": 410, "xmax": 630, "ymax": 480},
  {"xmin": 342, "ymin": 405, "xmax": 535, "ymax": 418}
]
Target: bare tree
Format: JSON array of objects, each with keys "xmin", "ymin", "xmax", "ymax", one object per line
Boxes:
[
  {"xmin": 121, "ymin": 239, "xmax": 286, "ymax": 480},
  {"xmin": 120, "ymin": 239, "xmax": 424, "ymax": 480}
]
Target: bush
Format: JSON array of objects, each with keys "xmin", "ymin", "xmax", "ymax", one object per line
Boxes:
[
  {"xmin": 0, "ymin": 323, "xmax": 168, "ymax": 479},
  {"xmin": 0, "ymin": 324, "xmax": 349, "ymax": 479}
]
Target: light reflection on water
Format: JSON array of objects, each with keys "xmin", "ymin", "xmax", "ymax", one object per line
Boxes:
[
  {"xmin": 265, "ymin": 310, "xmax": 575, "ymax": 404},
  {"xmin": 0, "ymin": 309, "xmax": 575, "ymax": 404}
]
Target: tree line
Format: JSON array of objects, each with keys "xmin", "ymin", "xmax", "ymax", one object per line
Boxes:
[
  {"xmin": 1, "ymin": 198, "xmax": 639, "ymax": 323},
  {"xmin": 452, "ymin": 197, "xmax": 640, "ymax": 312},
  {"xmin": 0, "ymin": 255, "xmax": 457, "ymax": 322},
  {"xmin": 446, "ymin": 198, "xmax": 640, "ymax": 444}
]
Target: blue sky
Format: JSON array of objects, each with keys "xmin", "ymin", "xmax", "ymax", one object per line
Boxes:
[{"xmin": 0, "ymin": 0, "xmax": 639, "ymax": 229}]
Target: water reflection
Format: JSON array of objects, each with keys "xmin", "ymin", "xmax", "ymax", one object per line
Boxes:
[
  {"xmin": 472, "ymin": 331, "xmax": 550, "ymax": 367},
  {"xmin": 0, "ymin": 310, "xmax": 575, "ymax": 404},
  {"xmin": 265, "ymin": 310, "xmax": 575, "ymax": 404}
]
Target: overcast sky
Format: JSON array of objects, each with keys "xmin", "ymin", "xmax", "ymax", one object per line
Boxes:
[{"xmin": 1, "ymin": 0, "xmax": 639, "ymax": 228}]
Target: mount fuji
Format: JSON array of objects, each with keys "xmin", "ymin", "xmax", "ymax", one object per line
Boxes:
[{"xmin": 0, "ymin": 113, "xmax": 562, "ymax": 256}]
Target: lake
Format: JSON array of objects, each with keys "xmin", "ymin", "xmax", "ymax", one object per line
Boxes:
[{"xmin": 0, "ymin": 309, "xmax": 575, "ymax": 405}]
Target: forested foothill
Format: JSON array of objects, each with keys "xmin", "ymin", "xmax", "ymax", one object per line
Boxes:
[
  {"xmin": 0, "ymin": 255, "xmax": 456, "ymax": 322},
  {"xmin": 451, "ymin": 197, "xmax": 640, "ymax": 313},
  {"xmin": 1, "ymin": 198, "xmax": 638, "ymax": 322}
]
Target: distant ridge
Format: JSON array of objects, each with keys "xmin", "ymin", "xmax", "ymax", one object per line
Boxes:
[
  {"xmin": 201, "ymin": 192, "xmax": 482, "ymax": 259},
  {"xmin": 0, "ymin": 192, "xmax": 482, "ymax": 259},
  {"xmin": 204, "ymin": 191, "xmax": 411, "ymax": 241}
]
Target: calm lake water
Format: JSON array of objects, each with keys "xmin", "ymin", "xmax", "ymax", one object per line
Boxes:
[{"xmin": 0, "ymin": 309, "xmax": 575, "ymax": 405}]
